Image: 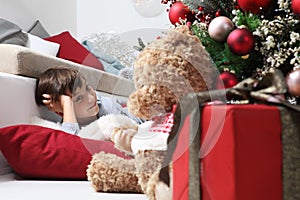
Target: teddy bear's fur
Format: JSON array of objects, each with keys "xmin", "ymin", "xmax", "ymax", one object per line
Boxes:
[
  {"xmin": 127, "ymin": 25, "xmax": 217, "ymax": 120},
  {"xmin": 87, "ymin": 151, "xmax": 143, "ymax": 193},
  {"xmin": 87, "ymin": 150, "xmax": 167, "ymax": 199},
  {"xmin": 86, "ymin": 25, "xmax": 217, "ymax": 200},
  {"xmin": 134, "ymin": 150, "xmax": 167, "ymax": 195}
]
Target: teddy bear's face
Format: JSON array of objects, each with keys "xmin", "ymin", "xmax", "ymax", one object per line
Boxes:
[{"xmin": 127, "ymin": 84, "xmax": 177, "ymax": 119}]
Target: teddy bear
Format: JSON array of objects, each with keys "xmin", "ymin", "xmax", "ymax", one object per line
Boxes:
[
  {"xmin": 127, "ymin": 25, "xmax": 217, "ymax": 120},
  {"xmin": 84, "ymin": 114, "xmax": 169, "ymax": 197},
  {"xmin": 86, "ymin": 25, "xmax": 217, "ymax": 200}
]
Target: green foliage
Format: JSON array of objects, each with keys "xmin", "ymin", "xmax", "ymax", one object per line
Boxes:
[
  {"xmin": 235, "ymin": 10, "xmax": 261, "ymax": 31},
  {"xmin": 191, "ymin": 24, "xmax": 263, "ymax": 80},
  {"xmin": 182, "ymin": 0, "xmax": 235, "ymax": 17},
  {"xmin": 178, "ymin": 0, "xmax": 300, "ymax": 81}
]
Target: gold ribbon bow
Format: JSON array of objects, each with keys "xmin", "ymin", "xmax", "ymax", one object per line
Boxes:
[
  {"xmin": 231, "ymin": 68, "xmax": 287, "ymax": 103},
  {"xmin": 172, "ymin": 68, "xmax": 300, "ymax": 122}
]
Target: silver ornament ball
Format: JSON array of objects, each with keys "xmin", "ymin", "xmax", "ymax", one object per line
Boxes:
[{"xmin": 208, "ymin": 16, "xmax": 234, "ymax": 42}]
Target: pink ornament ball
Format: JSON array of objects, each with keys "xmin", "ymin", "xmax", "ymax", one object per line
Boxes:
[
  {"xmin": 208, "ymin": 16, "xmax": 235, "ymax": 42},
  {"xmin": 286, "ymin": 69, "xmax": 300, "ymax": 96},
  {"xmin": 227, "ymin": 28, "xmax": 255, "ymax": 56}
]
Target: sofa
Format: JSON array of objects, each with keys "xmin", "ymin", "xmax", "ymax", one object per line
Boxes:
[{"xmin": 0, "ymin": 44, "xmax": 148, "ymax": 200}]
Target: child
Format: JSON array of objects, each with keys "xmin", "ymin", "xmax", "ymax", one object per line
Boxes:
[{"xmin": 35, "ymin": 66, "xmax": 143, "ymax": 135}]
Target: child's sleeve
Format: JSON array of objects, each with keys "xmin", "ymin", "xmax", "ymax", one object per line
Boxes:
[{"xmin": 61, "ymin": 122, "xmax": 80, "ymax": 135}]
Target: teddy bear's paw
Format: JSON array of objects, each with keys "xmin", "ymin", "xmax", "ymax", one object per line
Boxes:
[
  {"xmin": 136, "ymin": 156, "xmax": 172, "ymax": 200},
  {"xmin": 134, "ymin": 150, "xmax": 167, "ymax": 194},
  {"xmin": 154, "ymin": 177, "xmax": 172, "ymax": 200},
  {"xmin": 145, "ymin": 170, "xmax": 172, "ymax": 200},
  {"xmin": 86, "ymin": 151, "xmax": 143, "ymax": 193}
]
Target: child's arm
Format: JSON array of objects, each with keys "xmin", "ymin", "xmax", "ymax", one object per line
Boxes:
[
  {"xmin": 60, "ymin": 95, "xmax": 80, "ymax": 134},
  {"xmin": 42, "ymin": 94, "xmax": 79, "ymax": 134},
  {"xmin": 59, "ymin": 95, "xmax": 77, "ymax": 124}
]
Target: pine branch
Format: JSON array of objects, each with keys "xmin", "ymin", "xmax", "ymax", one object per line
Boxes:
[
  {"xmin": 182, "ymin": 0, "xmax": 235, "ymax": 17},
  {"xmin": 185, "ymin": 0, "xmax": 299, "ymax": 80},
  {"xmin": 235, "ymin": 10, "xmax": 261, "ymax": 31},
  {"xmin": 191, "ymin": 23, "xmax": 263, "ymax": 79},
  {"xmin": 133, "ymin": 37, "xmax": 146, "ymax": 51},
  {"xmin": 181, "ymin": 0, "xmax": 201, "ymax": 11}
]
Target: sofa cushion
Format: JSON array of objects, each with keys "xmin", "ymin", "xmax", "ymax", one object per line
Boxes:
[
  {"xmin": 0, "ymin": 44, "xmax": 135, "ymax": 97},
  {"xmin": 0, "ymin": 124, "xmax": 130, "ymax": 180},
  {"xmin": 0, "ymin": 18, "xmax": 28, "ymax": 46},
  {"xmin": 26, "ymin": 33, "xmax": 60, "ymax": 56},
  {"xmin": 27, "ymin": 20, "xmax": 50, "ymax": 38},
  {"xmin": 44, "ymin": 31, "xmax": 104, "ymax": 71}
]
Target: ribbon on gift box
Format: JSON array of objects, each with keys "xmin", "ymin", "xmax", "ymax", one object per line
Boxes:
[{"xmin": 159, "ymin": 68, "xmax": 300, "ymax": 200}]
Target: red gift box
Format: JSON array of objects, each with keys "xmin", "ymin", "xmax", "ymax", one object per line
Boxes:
[{"xmin": 172, "ymin": 104, "xmax": 282, "ymax": 200}]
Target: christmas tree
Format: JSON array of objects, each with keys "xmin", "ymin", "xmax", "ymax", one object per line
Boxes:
[{"xmin": 162, "ymin": 0, "xmax": 300, "ymax": 91}]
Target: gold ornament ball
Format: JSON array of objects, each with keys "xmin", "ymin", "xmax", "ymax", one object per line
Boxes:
[
  {"xmin": 286, "ymin": 69, "xmax": 300, "ymax": 96},
  {"xmin": 208, "ymin": 16, "xmax": 234, "ymax": 42}
]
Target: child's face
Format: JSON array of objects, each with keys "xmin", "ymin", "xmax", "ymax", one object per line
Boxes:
[{"xmin": 72, "ymin": 82, "xmax": 99, "ymax": 119}]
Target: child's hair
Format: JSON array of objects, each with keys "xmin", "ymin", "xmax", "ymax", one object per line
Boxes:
[{"xmin": 35, "ymin": 66, "xmax": 86, "ymax": 106}]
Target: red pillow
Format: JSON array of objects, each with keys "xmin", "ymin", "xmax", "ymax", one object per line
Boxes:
[
  {"xmin": 0, "ymin": 124, "xmax": 130, "ymax": 179},
  {"xmin": 44, "ymin": 31, "xmax": 104, "ymax": 71}
]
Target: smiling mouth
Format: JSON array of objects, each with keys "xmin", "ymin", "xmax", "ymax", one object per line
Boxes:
[{"xmin": 88, "ymin": 103, "xmax": 97, "ymax": 110}]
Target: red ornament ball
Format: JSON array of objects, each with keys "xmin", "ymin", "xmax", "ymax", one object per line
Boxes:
[
  {"xmin": 237, "ymin": 0, "xmax": 273, "ymax": 14},
  {"xmin": 227, "ymin": 28, "xmax": 255, "ymax": 56},
  {"xmin": 215, "ymin": 72, "xmax": 239, "ymax": 89},
  {"xmin": 286, "ymin": 69, "xmax": 300, "ymax": 96},
  {"xmin": 292, "ymin": 0, "xmax": 300, "ymax": 15},
  {"xmin": 208, "ymin": 16, "xmax": 234, "ymax": 42},
  {"xmin": 168, "ymin": 1, "xmax": 190, "ymax": 25}
]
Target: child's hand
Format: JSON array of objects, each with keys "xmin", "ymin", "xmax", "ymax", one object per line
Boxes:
[
  {"xmin": 42, "ymin": 94, "xmax": 73, "ymax": 114},
  {"xmin": 42, "ymin": 94, "xmax": 61, "ymax": 112}
]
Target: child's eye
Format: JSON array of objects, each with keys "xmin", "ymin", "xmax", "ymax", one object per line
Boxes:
[{"xmin": 74, "ymin": 95, "xmax": 83, "ymax": 102}]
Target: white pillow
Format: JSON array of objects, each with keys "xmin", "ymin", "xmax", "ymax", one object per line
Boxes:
[
  {"xmin": 29, "ymin": 116, "xmax": 62, "ymax": 131},
  {"xmin": 25, "ymin": 33, "xmax": 60, "ymax": 56}
]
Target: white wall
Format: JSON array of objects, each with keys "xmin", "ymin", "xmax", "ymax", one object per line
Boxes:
[
  {"xmin": 0, "ymin": 0, "xmax": 77, "ymax": 36},
  {"xmin": 0, "ymin": 0, "xmax": 171, "ymax": 43},
  {"xmin": 76, "ymin": 0, "xmax": 171, "ymax": 42}
]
